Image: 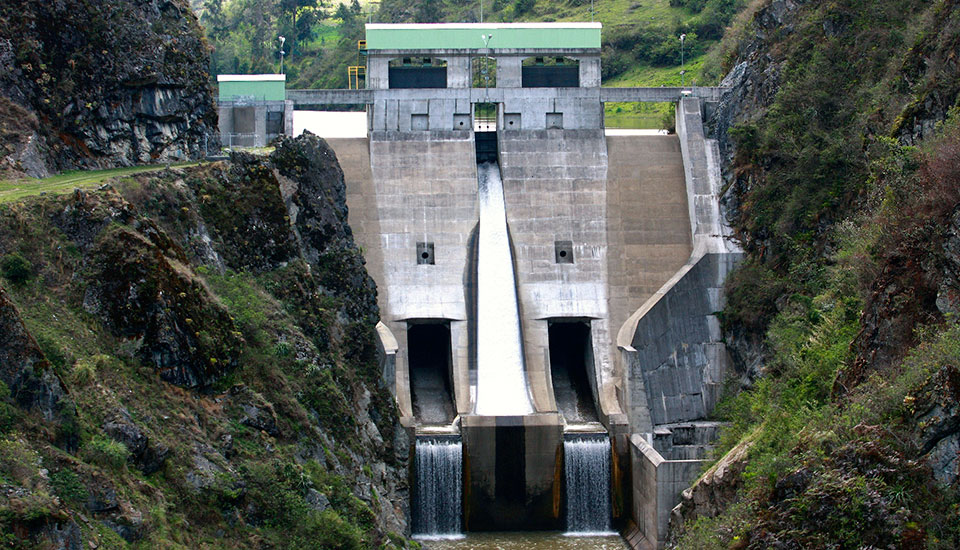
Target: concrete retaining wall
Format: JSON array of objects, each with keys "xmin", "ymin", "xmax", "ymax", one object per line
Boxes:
[
  {"xmin": 630, "ymin": 435, "xmax": 705, "ymax": 549},
  {"xmin": 621, "ymin": 252, "xmax": 738, "ymax": 428},
  {"xmin": 617, "ymin": 97, "xmax": 742, "ymax": 433}
]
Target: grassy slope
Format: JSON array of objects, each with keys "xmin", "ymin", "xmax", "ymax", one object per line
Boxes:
[
  {"xmin": 673, "ymin": 0, "xmax": 960, "ymax": 547},
  {"xmin": 0, "ymin": 163, "xmax": 202, "ymax": 204}
]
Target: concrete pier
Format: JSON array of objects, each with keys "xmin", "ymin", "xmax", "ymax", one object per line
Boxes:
[{"xmin": 461, "ymin": 414, "xmax": 564, "ymax": 531}]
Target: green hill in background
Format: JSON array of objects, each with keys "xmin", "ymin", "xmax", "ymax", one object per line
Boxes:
[{"xmin": 195, "ymin": 0, "xmax": 749, "ymax": 127}]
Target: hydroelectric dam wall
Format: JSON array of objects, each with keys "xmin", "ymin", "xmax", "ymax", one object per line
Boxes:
[
  {"xmin": 324, "ymin": 99, "xmax": 737, "ymax": 541},
  {"xmin": 292, "ymin": 21, "xmax": 740, "ymax": 546}
]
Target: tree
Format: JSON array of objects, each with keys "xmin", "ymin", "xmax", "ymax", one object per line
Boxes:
[
  {"xmin": 513, "ymin": 0, "xmax": 535, "ymax": 16},
  {"xmin": 414, "ymin": 0, "xmax": 441, "ymax": 23}
]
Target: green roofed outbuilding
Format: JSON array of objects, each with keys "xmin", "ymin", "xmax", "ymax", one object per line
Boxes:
[{"xmin": 216, "ymin": 74, "xmax": 293, "ymax": 148}]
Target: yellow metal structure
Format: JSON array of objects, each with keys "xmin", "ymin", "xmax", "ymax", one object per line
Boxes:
[
  {"xmin": 348, "ymin": 66, "xmax": 366, "ymax": 89},
  {"xmin": 348, "ymin": 40, "xmax": 368, "ymax": 89}
]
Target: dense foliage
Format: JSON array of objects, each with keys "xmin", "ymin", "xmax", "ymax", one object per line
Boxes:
[
  {"xmin": 200, "ymin": 0, "xmax": 366, "ymax": 89},
  {"xmin": 673, "ymin": 0, "xmax": 960, "ymax": 547}
]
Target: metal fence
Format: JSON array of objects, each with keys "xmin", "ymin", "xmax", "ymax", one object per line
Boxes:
[{"xmin": 201, "ymin": 133, "xmax": 284, "ymax": 158}]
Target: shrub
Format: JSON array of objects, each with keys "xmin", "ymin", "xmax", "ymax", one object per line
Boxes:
[
  {"xmin": 82, "ymin": 435, "xmax": 129, "ymax": 469},
  {"xmin": 0, "ymin": 252, "xmax": 31, "ymax": 284},
  {"xmin": 50, "ymin": 469, "xmax": 86, "ymax": 503},
  {"xmin": 71, "ymin": 355, "xmax": 112, "ymax": 386}
]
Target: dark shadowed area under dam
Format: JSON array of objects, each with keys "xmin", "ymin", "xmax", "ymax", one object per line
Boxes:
[{"xmin": 421, "ymin": 532, "xmax": 628, "ymax": 549}]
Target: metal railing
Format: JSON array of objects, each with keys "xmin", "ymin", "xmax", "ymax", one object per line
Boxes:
[{"xmin": 199, "ymin": 132, "xmax": 285, "ymax": 158}]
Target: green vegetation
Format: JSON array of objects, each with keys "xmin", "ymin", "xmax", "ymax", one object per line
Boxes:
[
  {"xmin": 0, "ymin": 145, "xmax": 405, "ymax": 548},
  {"xmin": 672, "ymin": 0, "xmax": 960, "ymax": 546},
  {"xmin": 81, "ymin": 436, "xmax": 130, "ymax": 470},
  {"xmin": 196, "ymin": 0, "xmax": 745, "ymax": 126},
  {"xmin": 200, "ymin": 0, "xmax": 368, "ymax": 90},
  {"xmin": 0, "ymin": 252, "xmax": 32, "ymax": 285},
  {"xmin": 0, "ymin": 162, "xmax": 200, "ymax": 204}
]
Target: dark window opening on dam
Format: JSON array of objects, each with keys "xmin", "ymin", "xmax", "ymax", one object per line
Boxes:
[
  {"xmin": 522, "ymin": 56, "xmax": 579, "ymax": 88},
  {"xmin": 408, "ymin": 323, "xmax": 456, "ymax": 425},
  {"xmin": 389, "ymin": 57, "xmax": 448, "ymax": 89},
  {"xmin": 555, "ymin": 240, "xmax": 574, "ymax": 263},
  {"xmin": 549, "ymin": 321, "xmax": 600, "ymax": 424},
  {"xmin": 417, "ymin": 242, "xmax": 435, "ymax": 265},
  {"xmin": 475, "ymin": 127, "xmax": 499, "ymax": 164}
]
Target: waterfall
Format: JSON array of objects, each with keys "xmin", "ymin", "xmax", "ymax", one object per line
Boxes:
[
  {"xmin": 564, "ymin": 433, "xmax": 613, "ymax": 534},
  {"xmin": 413, "ymin": 436, "xmax": 463, "ymax": 537},
  {"xmin": 475, "ymin": 161, "xmax": 534, "ymax": 416}
]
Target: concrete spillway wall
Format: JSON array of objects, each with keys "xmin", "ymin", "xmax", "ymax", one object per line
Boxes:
[
  {"xmin": 329, "ymin": 132, "xmax": 480, "ymax": 422},
  {"xmin": 498, "ymin": 128, "xmax": 612, "ymax": 417}
]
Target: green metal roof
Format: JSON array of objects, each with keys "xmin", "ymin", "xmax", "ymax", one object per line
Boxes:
[
  {"xmin": 365, "ymin": 23, "xmax": 601, "ymax": 50},
  {"xmin": 217, "ymin": 75, "xmax": 286, "ymax": 102}
]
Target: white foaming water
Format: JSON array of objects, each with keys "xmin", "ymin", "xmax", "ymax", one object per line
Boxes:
[
  {"xmin": 475, "ymin": 162, "xmax": 534, "ymax": 416},
  {"xmin": 413, "ymin": 437, "xmax": 463, "ymax": 536},
  {"xmin": 564, "ymin": 434, "xmax": 612, "ymax": 534}
]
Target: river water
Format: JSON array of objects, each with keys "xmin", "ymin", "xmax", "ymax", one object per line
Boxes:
[{"xmin": 419, "ymin": 532, "xmax": 627, "ymax": 549}]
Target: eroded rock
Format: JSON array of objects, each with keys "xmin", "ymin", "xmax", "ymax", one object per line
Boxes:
[
  {"xmin": 83, "ymin": 225, "xmax": 241, "ymax": 388},
  {"xmin": 0, "ymin": 287, "xmax": 71, "ymax": 422}
]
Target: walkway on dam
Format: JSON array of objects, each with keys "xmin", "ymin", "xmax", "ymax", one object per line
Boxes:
[{"xmin": 285, "ymin": 86, "xmax": 725, "ymax": 107}]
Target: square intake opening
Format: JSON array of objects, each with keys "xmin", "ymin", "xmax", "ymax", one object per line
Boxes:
[
  {"xmin": 503, "ymin": 113, "xmax": 521, "ymax": 130},
  {"xmin": 546, "ymin": 112, "xmax": 563, "ymax": 129},
  {"xmin": 411, "ymin": 114, "xmax": 429, "ymax": 131},
  {"xmin": 555, "ymin": 240, "xmax": 574, "ymax": 264},
  {"xmin": 417, "ymin": 242, "xmax": 435, "ymax": 265}
]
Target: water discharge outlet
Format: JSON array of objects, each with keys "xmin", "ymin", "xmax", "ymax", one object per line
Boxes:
[
  {"xmin": 564, "ymin": 433, "xmax": 613, "ymax": 534},
  {"xmin": 412, "ymin": 436, "xmax": 463, "ymax": 538},
  {"xmin": 474, "ymin": 159, "xmax": 534, "ymax": 416}
]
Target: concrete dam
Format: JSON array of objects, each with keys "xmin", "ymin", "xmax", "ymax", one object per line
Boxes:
[{"xmin": 219, "ymin": 22, "xmax": 741, "ymax": 548}]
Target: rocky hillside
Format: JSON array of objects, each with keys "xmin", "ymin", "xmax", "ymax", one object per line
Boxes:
[
  {"xmin": 0, "ymin": 0, "xmax": 218, "ymax": 178},
  {"xmin": 0, "ymin": 133, "xmax": 410, "ymax": 549},
  {"xmin": 669, "ymin": 0, "xmax": 960, "ymax": 548}
]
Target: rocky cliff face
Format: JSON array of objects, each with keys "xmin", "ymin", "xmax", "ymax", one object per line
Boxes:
[
  {"xmin": 0, "ymin": 0, "xmax": 217, "ymax": 177},
  {"xmin": 0, "ymin": 134, "xmax": 409, "ymax": 549},
  {"xmin": 669, "ymin": 1, "xmax": 960, "ymax": 547}
]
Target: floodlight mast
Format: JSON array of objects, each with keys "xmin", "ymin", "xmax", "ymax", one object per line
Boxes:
[{"xmin": 679, "ymin": 33, "xmax": 686, "ymax": 87}]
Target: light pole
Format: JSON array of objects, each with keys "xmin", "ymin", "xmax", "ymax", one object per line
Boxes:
[
  {"xmin": 679, "ymin": 33, "xmax": 685, "ymax": 87},
  {"xmin": 279, "ymin": 36, "xmax": 286, "ymax": 74},
  {"xmin": 480, "ymin": 0, "xmax": 483, "ymax": 23}
]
